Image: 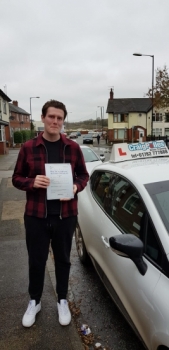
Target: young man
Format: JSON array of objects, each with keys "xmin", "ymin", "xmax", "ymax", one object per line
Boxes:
[{"xmin": 12, "ymin": 100, "xmax": 89, "ymax": 327}]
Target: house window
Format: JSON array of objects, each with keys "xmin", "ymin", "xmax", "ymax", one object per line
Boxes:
[
  {"xmin": 165, "ymin": 128, "xmax": 169, "ymax": 136},
  {"xmin": 113, "ymin": 114, "xmax": 118, "ymax": 122},
  {"xmin": 165, "ymin": 113, "xmax": 169, "ymax": 122},
  {"xmin": 113, "ymin": 114, "xmax": 128, "ymax": 122},
  {"xmin": 9, "ymin": 114, "xmax": 15, "ymax": 121},
  {"xmin": 153, "ymin": 128, "xmax": 162, "ymax": 136},
  {"xmin": 3, "ymin": 100, "xmax": 6, "ymax": 114},
  {"xmin": 26, "ymin": 115, "xmax": 29, "ymax": 122},
  {"xmin": 153, "ymin": 113, "xmax": 163, "ymax": 122},
  {"xmin": 114, "ymin": 129, "xmax": 126, "ymax": 140}
]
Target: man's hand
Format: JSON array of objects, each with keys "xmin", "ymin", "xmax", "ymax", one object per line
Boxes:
[
  {"xmin": 73, "ymin": 184, "xmax": 77, "ymax": 194},
  {"xmin": 33, "ymin": 175, "xmax": 50, "ymax": 189},
  {"xmin": 60, "ymin": 184, "xmax": 77, "ymax": 201}
]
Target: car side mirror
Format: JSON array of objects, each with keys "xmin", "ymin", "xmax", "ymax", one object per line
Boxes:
[{"xmin": 109, "ymin": 234, "xmax": 147, "ymax": 276}]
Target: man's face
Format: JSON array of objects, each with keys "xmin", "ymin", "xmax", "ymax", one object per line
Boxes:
[{"xmin": 41, "ymin": 107, "xmax": 64, "ymax": 136}]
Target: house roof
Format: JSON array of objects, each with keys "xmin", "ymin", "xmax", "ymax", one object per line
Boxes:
[
  {"xmin": 9, "ymin": 103, "xmax": 30, "ymax": 115},
  {"xmin": 0, "ymin": 89, "xmax": 11, "ymax": 102},
  {"xmin": 106, "ymin": 98, "xmax": 152, "ymax": 114}
]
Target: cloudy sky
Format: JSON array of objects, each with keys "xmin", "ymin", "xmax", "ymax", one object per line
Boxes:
[{"xmin": 1, "ymin": 0, "xmax": 169, "ymax": 122}]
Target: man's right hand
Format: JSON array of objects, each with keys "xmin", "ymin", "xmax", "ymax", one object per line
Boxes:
[{"xmin": 33, "ymin": 175, "xmax": 50, "ymax": 189}]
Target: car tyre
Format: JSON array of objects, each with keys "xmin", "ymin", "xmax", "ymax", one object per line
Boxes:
[{"xmin": 75, "ymin": 223, "xmax": 90, "ymax": 264}]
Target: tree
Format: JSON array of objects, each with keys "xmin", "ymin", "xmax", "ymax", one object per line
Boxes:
[
  {"xmin": 30, "ymin": 121, "xmax": 35, "ymax": 131},
  {"xmin": 21, "ymin": 130, "xmax": 32, "ymax": 142},
  {"xmin": 14, "ymin": 131, "xmax": 23, "ymax": 144},
  {"xmin": 147, "ymin": 65, "xmax": 169, "ymax": 109}
]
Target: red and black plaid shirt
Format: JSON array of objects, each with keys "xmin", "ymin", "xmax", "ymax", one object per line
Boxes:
[{"xmin": 12, "ymin": 133, "xmax": 89, "ymax": 218}]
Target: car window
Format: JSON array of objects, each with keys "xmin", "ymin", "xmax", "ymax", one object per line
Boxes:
[
  {"xmin": 107, "ymin": 175, "xmax": 145, "ymax": 237},
  {"xmin": 91, "ymin": 172, "xmax": 163, "ymax": 266},
  {"xmin": 91, "ymin": 171, "xmax": 112, "ymax": 206},
  {"xmin": 144, "ymin": 217, "xmax": 162, "ymax": 265},
  {"xmin": 145, "ymin": 181, "xmax": 169, "ymax": 235},
  {"xmin": 107, "ymin": 175, "xmax": 163, "ymax": 266},
  {"xmin": 84, "ymin": 134, "xmax": 93, "ymax": 138}
]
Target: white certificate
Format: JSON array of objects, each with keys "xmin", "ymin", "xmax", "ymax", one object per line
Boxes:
[{"xmin": 45, "ymin": 163, "xmax": 74, "ymax": 200}]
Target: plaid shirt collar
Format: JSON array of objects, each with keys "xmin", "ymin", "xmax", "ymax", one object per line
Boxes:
[{"xmin": 35, "ymin": 132, "xmax": 72, "ymax": 147}]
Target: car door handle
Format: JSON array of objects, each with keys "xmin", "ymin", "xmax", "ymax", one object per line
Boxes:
[{"xmin": 101, "ymin": 236, "xmax": 110, "ymax": 248}]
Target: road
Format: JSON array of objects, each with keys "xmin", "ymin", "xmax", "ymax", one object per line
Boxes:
[{"xmin": 69, "ymin": 135, "xmax": 145, "ymax": 350}]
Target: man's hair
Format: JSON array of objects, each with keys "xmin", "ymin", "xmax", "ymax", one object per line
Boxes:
[{"xmin": 42, "ymin": 100, "xmax": 67, "ymax": 119}]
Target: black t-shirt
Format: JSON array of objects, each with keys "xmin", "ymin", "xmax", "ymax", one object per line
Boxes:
[{"xmin": 43, "ymin": 137, "xmax": 61, "ymax": 215}]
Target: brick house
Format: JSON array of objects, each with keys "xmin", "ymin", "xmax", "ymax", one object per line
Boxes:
[
  {"xmin": 9, "ymin": 101, "xmax": 30, "ymax": 145},
  {"xmin": 106, "ymin": 89, "xmax": 152, "ymax": 143}
]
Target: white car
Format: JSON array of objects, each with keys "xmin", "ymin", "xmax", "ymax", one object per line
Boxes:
[
  {"xmin": 75, "ymin": 141, "xmax": 169, "ymax": 350},
  {"xmin": 80, "ymin": 145, "xmax": 105, "ymax": 174}
]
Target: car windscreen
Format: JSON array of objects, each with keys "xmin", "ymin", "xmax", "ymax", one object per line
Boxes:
[
  {"xmin": 145, "ymin": 180, "xmax": 169, "ymax": 234},
  {"xmin": 83, "ymin": 134, "xmax": 93, "ymax": 138},
  {"xmin": 81, "ymin": 148, "xmax": 99, "ymax": 162}
]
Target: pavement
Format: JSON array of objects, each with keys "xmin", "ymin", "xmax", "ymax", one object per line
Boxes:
[{"xmin": 0, "ymin": 149, "xmax": 84, "ymax": 350}]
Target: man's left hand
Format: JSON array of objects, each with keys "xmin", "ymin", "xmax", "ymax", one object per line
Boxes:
[{"xmin": 60, "ymin": 184, "xmax": 77, "ymax": 201}]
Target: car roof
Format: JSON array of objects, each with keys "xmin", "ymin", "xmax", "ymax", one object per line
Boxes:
[
  {"xmin": 90, "ymin": 141, "xmax": 169, "ymax": 186},
  {"xmin": 94, "ymin": 158, "xmax": 169, "ymax": 185}
]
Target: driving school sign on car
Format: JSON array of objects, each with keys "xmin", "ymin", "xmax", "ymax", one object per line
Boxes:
[{"xmin": 110, "ymin": 141, "xmax": 169, "ymax": 163}]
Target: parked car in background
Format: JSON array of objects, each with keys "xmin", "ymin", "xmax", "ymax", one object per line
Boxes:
[
  {"xmin": 76, "ymin": 140, "xmax": 169, "ymax": 350},
  {"xmin": 80, "ymin": 145, "xmax": 105, "ymax": 173},
  {"xmin": 83, "ymin": 134, "xmax": 93, "ymax": 144},
  {"xmin": 87, "ymin": 131, "xmax": 102, "ymax": 138},
  {"xmin": 76, "ymin": 131, "xmax": 81, "ymax": 136},
  {"xmin": 69, "ymin": 132, "xmax": 77, "ymax": 139}
]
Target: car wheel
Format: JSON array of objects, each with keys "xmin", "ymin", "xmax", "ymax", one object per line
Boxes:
[{"xmin": 75, "ymin": 223, "xmax": 90, "ymax": 264}]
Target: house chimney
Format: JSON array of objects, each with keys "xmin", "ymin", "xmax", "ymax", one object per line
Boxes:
[
  {"xmin": 110, "ymin": 88, "xmax": 114, "ymax": 100},
  {"xmin": 13, "ymin": 101, "xmax": 18, "ymax": 107}
]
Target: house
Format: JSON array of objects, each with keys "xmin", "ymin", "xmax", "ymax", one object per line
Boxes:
[
  {"xmin": 106, "ymin": 89, "xmax": 152, "ymax": 143},
  {"xmin": 9, "ymin": 101, "xmax": 30, "ymax": 144},
  {"xmin": 152, "ymin": 108, "xmax": 169, "ymax": 137},
  {"xmin": 106, "ymin": 89, "xmax": 169, "ymax": 143},
  {"xmin": 0, "ymin": 89, "xmax": 11, "ymax": 154}
]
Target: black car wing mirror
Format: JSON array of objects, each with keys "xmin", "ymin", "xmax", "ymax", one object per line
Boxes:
[{"xmin": 109, "ymin": 234, "xmax": 147, "ymax": 276}]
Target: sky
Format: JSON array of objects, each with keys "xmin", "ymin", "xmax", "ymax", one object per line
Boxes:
[{"xmin": 1, "ymin": 0, "xmax": 169, "ymax": 122}]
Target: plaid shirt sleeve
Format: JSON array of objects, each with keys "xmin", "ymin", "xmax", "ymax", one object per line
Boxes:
[{"xmin": 12, "ymin": 144, "xmax": 36, "ymax": 192}]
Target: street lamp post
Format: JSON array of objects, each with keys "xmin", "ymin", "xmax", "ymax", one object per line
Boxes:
[
  {"xmin": 97, "ymin": 106, "xmax": 104, "ymax": 134},
  {"xmin": 30, "ymin": 96, "xmax": 40, "ymax": 131},
  {"xmin": 133, "ymin": 53, "xmax": 154, "ymax": 137}
]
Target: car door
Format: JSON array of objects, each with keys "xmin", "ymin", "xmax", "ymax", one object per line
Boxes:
[
  {"xmin": 79, "ymin": 171, "xmax": 114, "ymax": 273},
  {"xmin": 99, "ymin": 174, "xmax": 164, "ymax": 349}
]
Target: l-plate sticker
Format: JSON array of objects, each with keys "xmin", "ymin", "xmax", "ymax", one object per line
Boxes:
[{"xmin": 118, "ymin": 148, "xmax": 127, "ymax": 156}]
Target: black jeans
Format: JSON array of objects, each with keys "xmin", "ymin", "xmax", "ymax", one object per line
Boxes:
[{"xmin": 24, "ymin": 215, "xmax": 77, "ymax": 302}]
